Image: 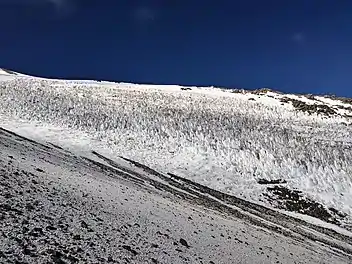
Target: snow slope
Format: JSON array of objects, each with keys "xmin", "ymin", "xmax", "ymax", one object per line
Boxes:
[
  {"xmin": 1, "ymin": 127, "xmax": 352, "ymax": 263},
  {"xmin": 0, "ymin": 68, "xmax": 10, "ymax": 75},
  {"xmin": 0, "ymin": 70, "xmax": 352, "ymax": 229},
  {"xmin": 0, "ymin": 68, "xmax": 18, "ymax": 81}
]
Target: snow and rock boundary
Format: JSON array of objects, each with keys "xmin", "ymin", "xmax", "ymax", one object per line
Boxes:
[{"xmin": 1, "ymin": 127, "xmax": 352, "ymax": 263}]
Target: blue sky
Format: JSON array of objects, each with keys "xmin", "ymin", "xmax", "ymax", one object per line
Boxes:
[{"xmin": 1, "ymin": 0, "xmax": 352, "ymax": 96}]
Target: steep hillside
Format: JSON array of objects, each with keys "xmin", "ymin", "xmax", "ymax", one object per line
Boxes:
[
  {"xmin": 1, "ymin": 127, "xmax": 352, "ymax": 263},
  {"xmin": 0, "ymin": 73, "xmax": 351, "ymax": 231}
]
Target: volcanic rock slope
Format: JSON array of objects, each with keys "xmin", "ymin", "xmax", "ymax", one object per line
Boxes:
[{"xmin": 1, "ymin": 125, "xmax": 352, "ymax": 263}]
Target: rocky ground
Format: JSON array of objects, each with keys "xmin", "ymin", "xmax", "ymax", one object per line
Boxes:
[
  {"xmin": 257, "ymin": 178, "xmax": 347, "ymax": 225},
  {"xmin": 1, "ymin": 127, "xmax": 352, "ymax": 264}
]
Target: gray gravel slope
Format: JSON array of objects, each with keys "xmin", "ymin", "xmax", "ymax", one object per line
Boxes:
[{"xmin": 0, "ymin": 127, "xmax": 350, "ymax": 264}]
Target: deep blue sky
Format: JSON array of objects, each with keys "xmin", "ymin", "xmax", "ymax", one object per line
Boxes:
[{"xmin": 1, "ymin": 0, "xmax": 352, "ymax": 96}]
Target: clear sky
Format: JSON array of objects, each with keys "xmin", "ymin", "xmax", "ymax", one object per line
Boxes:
[{"xmin": 1, "ymin": 0, "xmax": 352, "ymax": 96}]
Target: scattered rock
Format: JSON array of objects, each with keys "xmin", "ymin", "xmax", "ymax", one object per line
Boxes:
[
  {"xmin": 179, "ymin": 238, "xmax": 190, "ymax": 248},
  {"xmin": 257, "ymin": 179, "xmax": 287, "ymax": 185},
  {"xmin": 156, "ymin": 231, "xmax": 170, "ymax": 239},
  {"xmin": 280, "ymin": 97, "xmax": 337, "ymax": 116},
  {"xmin": 46, "ymin": 225, "xmax": 57, "ymax": 231},
  {"xmin": 31, "ymin": 179, "xmax": 39, "ymax": 185},
  {"xmin": 264, "ymin": 186, "xmax": 344, "ymax": 225},
  {"xmin": 122, "ymin": 245, "xmax": 138, "ymax": 256},
  {"xmin": 250, "ymin": 88, "xmax": 277, "ymax": 95},
  {"xmin": 80, "ymin": 221, "xmax": 88, "ymax": 229}
]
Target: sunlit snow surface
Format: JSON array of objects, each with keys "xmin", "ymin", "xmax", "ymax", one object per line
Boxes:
[{"xmin": 1, "ymin": 76, "xmax": 352, "ymax": 223}]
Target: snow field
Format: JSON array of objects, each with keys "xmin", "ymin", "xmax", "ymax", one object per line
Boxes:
[{"xmin": 0, "ymin": 77, "xmax": 352, "ymax": 222}]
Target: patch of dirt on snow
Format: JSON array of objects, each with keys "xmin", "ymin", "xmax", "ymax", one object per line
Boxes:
[
  {"xmin": 280, "ymin": 97, "xmax": 337, "ymax": 117},
  {"xmin": 264, "ymin": 186, "xmax": 346, "ymax": 225}
]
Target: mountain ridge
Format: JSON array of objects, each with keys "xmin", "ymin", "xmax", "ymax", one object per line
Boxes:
[{"xmin": 1, "ymin": 67, "xmax": 351, "ymax": 101}]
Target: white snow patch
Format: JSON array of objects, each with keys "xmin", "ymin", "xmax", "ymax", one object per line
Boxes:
[
  {"xmin": 0, "ymin": 69, "xmax": 11, "ymax": 75},
  {"xmin": 284, "ymin": 211, "xmax": 352, "ymax": 237},
  {"xmin": 316, "ymin": 96, "xmax": 352, "ymax": 108}
]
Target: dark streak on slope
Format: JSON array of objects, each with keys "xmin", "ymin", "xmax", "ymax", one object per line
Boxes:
[
  {"xmin": 164, "ymin": 172, "xmax": 352, "ymax": 251},
  {"xmin": 264, "ymin": 186, "xmax": 345, "ymax": 225},
  {"xmin": 89, "ymin": 152, "xmax": 352, "ymax": 258},
  {"xmin": 0, "ymin": 127, "xmax": 51, "ymax": 151}
]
